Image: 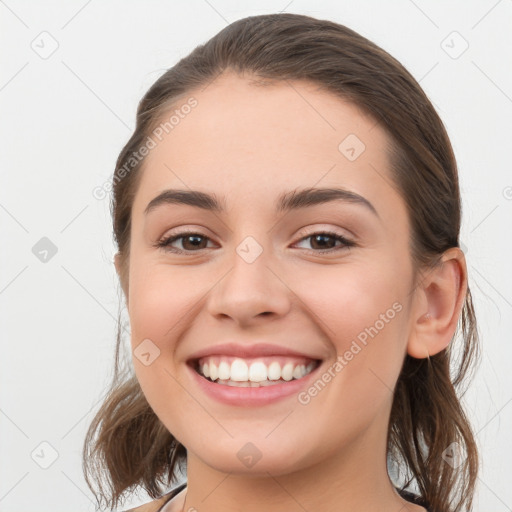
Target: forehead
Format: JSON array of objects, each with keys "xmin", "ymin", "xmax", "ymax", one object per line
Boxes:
[{"xmin": 132, "ymin": 72, "xmax": 400, "ymax": 218}]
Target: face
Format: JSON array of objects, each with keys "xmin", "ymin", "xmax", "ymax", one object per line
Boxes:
[{"xmin": 121, "ymin": 72, "xmax": 419, "ymax": 476}]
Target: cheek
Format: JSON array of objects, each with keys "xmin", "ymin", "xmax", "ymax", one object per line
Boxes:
[
  {"xmin": 126, "ymin": 263, "xmax": 202, "ymax": 435},
  {"xmin": 128, "ymin": 262, "xmax": 202, "ymax": 348},
  {"xmin": 126, "ymin": 263, "xmax": 198, "ymax": 404},
  {"xmin": 291, "ymin": 260, "xmax": 406, "ymax": 346},
  {"xmin": 290, "ymin": 261, "xmax": 409, "ymax": 407}
]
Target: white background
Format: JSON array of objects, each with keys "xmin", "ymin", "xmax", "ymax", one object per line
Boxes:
[{"xmin": 1, "ymin": 0, "xmax": 511, "ymax": 510}]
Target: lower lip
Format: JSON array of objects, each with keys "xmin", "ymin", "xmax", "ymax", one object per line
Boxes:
[{"xmin": 187, "ymin": 362, "xmax": 321, "ymax": 406}]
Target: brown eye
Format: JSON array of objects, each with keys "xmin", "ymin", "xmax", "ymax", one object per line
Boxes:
[
  {"xmin": 156, "ymin": 232, "xmax": 213, "ymax": 253},
  {"xmin": 294, "ymin": 231, "xmax": 355, "ymax": 254}
]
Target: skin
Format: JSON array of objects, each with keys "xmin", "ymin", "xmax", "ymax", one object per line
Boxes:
[{"xmin": 115, "ymin": 71, "xmax": 467, "ymax": 512}]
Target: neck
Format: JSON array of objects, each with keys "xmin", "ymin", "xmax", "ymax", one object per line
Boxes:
[{"xmin": 180, "ymin": 419, "xmax": 421, "ymax": 512}]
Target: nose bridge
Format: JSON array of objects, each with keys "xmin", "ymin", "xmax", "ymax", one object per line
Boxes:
[{"xmin": 206, "ymin": 231, "xmax": 291, "ymax": 324}]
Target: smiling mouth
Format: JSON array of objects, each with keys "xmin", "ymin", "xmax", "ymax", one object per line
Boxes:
[{"xmin": 190, "ymin": 356, "xmax": 322, "ymax": 387}]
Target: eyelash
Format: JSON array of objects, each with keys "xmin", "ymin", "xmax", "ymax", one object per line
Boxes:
[{"xmin": 154, "ymin": 229, "xmax": 356, "ymax": 255}]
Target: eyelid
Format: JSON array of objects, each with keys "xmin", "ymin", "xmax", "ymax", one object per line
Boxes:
[
  {"xmin": 155, "ymin": 225, "xmax": 214, "ymax": 242},
  {"xmin": 157, "ymin": 223, "xmax": 355, "ymax": 240},
  {"xmin": 294, "ymin": 224, "xmax": 355, "ymax": 242}
]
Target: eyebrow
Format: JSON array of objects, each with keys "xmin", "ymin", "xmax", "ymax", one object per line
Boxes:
[{"xmin": 144, "ymin": 187, "xmax": 379, "ymax": 218}]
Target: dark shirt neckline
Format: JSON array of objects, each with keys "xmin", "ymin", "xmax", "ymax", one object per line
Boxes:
[
  {"xmin": 156, "ymin": 483, "xmax": 186, "ymax": 512},
  {"xmin": 397, "ymin": 488, "xmax": 431, "ymax": 511},
  {"xmin": 156, "ymin": 483, "xmax": 431, "ymax": 512}
]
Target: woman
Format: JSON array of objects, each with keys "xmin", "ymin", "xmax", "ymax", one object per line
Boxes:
[{"xmin": 83, "ymin": 12, "xmax": 479, "ymax": 512}]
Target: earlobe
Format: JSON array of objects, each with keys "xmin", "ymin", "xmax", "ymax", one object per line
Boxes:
[{"xmin": 407, "ymin": 247, "xmax": 467, "ymax": 359}]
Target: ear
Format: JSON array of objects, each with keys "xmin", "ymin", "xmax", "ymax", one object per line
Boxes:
[
  {"xmin": 114, "ymin": 252, "xmax": 129, "ymax": 304},
  {"xmin": 407, "ymin": 247, "xmax": 467, "ymax": 359}
]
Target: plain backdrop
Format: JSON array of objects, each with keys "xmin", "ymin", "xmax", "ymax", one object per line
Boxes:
[{"xmin": 1, "ymin": 1, "xmax": 511, "ymax": 510}]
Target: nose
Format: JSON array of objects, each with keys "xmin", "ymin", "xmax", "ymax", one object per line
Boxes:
[{"xmin": 206, "ymin": 242, "xmax": 292, "ymax": 327}]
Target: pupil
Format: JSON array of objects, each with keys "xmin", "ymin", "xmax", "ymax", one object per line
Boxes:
[
  {"xmin": 184, "ymin": 235, "xmax": 206, "ymax": 250},
  {"xmin": 312, "ymin": 234, "xmax": 334, "ymax": 249}
]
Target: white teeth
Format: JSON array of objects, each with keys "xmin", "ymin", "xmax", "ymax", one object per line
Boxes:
[
  {"xmin": 268, "ymin": 361, "xmax": 281, "ymax": 380},
  {"xmin": 249, "ymin": 362, "xmax": 268, "ymax": 382},
  {"xmin": 292, "ymin": 365, "xmax": 304, "ymax": 379},
  {"xmin": 230, "ymin": 359, "xmax": 249, "ymax": 381},
  {"xmin": 281, "ymin": 363, "xmax": 294, "ymax": 381},
  {"xmin": 226, "ymin": 380, "xmax": 250, "ymax": 387},
  {"xmin": 218, "ymin": 379, "xmax": 272, "ymax": 387},
  {"xmin": 197, "ymin": 357, "xmax": 318, "ymax": 384},
  {"xmin": 209, "ymin": 361, "xmax": 218, "ymax": 381},
  {"xmin": 218, "ymin": 361, "xmax": 230, "ymax": 380}
]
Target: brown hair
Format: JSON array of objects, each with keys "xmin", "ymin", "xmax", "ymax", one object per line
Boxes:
[{"xmin": 83, "ymin": 12, "xmax": 480, "ymax": 512}]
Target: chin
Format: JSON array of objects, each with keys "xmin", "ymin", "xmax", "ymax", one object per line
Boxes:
[{"xmin": 185, "ymin": 432, "xmax": 315, "ymax": 476}]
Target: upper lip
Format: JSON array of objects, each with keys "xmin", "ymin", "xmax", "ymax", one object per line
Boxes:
[{"xmin": 186, "ymin": 343, "xmax": 322, "ymax": 361}]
